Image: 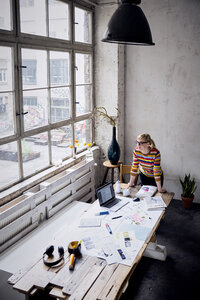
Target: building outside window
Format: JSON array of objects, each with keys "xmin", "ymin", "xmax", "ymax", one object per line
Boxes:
[
  {"xmin": 20, "ymin": 0, "xmax": 34, "ymax": 8},
  {"xmin": 0, "ymin": 0, "xmax": 94, "ymax": 192},
  {"xmin": 22, "ymin": 60, "xmax": 37, "ymax": 85},
  {"xmin": 51, "ymin": 97, "xmax": 70, "ymax": 123},
  {"xmin": 0, "ymin": 69, "xmax": 6, "ymax": 83},
  {"xmin": 50, "ymin": 59, "xmax": 68, "ymax": 85},
  {"xmin": 23, "ymin": 96, "xmax": 37, "ymax": 106}
]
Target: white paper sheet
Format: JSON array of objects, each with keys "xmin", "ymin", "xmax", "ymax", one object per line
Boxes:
[{"xmin": 53, "ymin": 195, "xmax": 165, "ymax": 266}]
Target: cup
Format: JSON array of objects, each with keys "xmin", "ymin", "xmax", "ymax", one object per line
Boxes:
[
  {"xmin": 123, "ymin": 188, "xmax": 130, "ymax": 197},
  {"xmin": 115, "ymin": 180, "xmax": 121, "ymax": 194}
]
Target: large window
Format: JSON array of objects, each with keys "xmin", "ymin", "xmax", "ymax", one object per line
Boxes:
[{"xmin": 0, "ymin": 0, "xmax": 94, "ymax": 191}]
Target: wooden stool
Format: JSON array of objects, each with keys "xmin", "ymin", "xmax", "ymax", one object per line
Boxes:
[{"xmin": 102, "ymin": 160, "xmax": 122, "ymax": 184}]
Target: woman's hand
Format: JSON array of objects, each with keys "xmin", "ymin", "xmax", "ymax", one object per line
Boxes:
[
  {"xmin": 158, "ymin": 187, "xmax": 167, "ymax": 193},
  {"xmin": 128, "ymin": 175, "xmax": 136, "ymax": 188},
  {"xmin": 128, "ymin": 182, "xmax": 135, "ymax": 188},
  {"xmin": 156, "ymin": 181, "xmax": 166, "ymax": 193}
]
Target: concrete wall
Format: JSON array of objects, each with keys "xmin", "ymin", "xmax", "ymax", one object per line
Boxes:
[
  {"xmin": 125, "ymin": 0, "xmax": 200, "ymax": 201},
  {"xmin": 95, "ymin": 0, "xmax": 200, "ymax": 201},
  {"xmin": 94, "ymin": 1, "xmax": 125, "ymax": 184}
]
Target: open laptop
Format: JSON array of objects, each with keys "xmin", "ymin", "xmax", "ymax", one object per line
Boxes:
[{"xmin": 96, "ymin": 182, "xmax": 129, "ymax": 212}]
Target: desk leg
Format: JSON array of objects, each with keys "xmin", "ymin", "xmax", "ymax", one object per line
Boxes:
[
  {"xmin": 25, "ymin": 288, "xmax": 38, "ymax": 300},
  {"xmin": 144, "ymin": 234, "xmax": 167, "ymax": 261}
]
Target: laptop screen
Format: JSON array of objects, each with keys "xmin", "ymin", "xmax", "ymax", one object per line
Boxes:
[{"xmin": 96, "ymin": 182, "xmax": 115, "ymax": 206}]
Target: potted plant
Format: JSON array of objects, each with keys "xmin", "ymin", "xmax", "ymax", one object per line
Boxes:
[{"xmin": 179, "ymin": 173, "xmax": 197, "ymax": 208}]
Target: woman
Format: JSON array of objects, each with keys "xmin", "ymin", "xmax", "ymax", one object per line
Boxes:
[{"xmin": 128, "ymin": 133, "xmax": 166, "ymax": 193}]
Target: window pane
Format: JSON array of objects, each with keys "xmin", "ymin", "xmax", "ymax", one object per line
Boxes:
[
  {"xmin": 50, "ymin": 51, "xmax": 70, "ymax": 86},
  {"xmin": 0, "ymin": 46, "xmax": 15, "ymax": 138},
  {"xmin": 20, "ymin": 0, "xmax": 47, "ymax": 36},
  {"xmin": 22, "ymin": 48, "xmax": 47, "ymax": 89},
  {"xmin": 0, "ymin": 141, "xmax": 19, "ymax": 189},
  {"xmin": 0, "ymin": 92, "xmax": 15, "ymax": 138},
  {"xmin": 50, "ymin": 87, "xmax": 71, "ymax": 123},
  {"xmin": 22, "ymin": 133, "xmax": 49, "ymax": 177},
  {"xmin": 75, "ymin": 53, "xmax": 92, "ymax": 84},
  {"xmin": 51, "ymin": 125, "xmax": 72, "ymax": 162},
  {"xmin": 0, "ymin": 0, "xmax": 12, "ymax": 31},
  {"xmin": 76, "ymin": 85, "xmax": 92, "ymax": 116},
  {"xmin": 75, "ymin": 119, "xmax": 92, "ymax": 151},
  {"xmin": 0, "ymin": 46, "xmax": 14, "ymax": 92},
  {"xmin": 49, "ymin": 0, "xmax": 69, "ymax": 40},
  {"xmin": 75, "ymin": 7, "xmax": 92, "ymax": 44},
  {"xmin": 23, "ymin": 89, "xmax": 48, "ymax": 131}
]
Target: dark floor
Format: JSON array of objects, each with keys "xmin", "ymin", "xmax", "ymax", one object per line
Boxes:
[
  {"xmin": 1, "ymin": 199, "xmax": 200, "ymax": 300},
  {"xmin": 121, "ymin": 199, "xmax": 200, "ymax": 300}
]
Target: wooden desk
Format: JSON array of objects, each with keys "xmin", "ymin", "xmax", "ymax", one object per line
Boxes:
[{"xmin": 9, "ymin": 188, "xmax": 174, "ymax": 300}]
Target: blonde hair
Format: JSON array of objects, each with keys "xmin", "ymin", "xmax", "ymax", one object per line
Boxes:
[{"xmin": 137, "ymin": 133, "xmax": 156, "ymax": 149}]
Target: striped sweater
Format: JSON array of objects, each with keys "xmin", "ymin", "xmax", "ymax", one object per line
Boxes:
[{"xmin": 130, "ymin": 147, "xmax": 163, "ymax": 182}]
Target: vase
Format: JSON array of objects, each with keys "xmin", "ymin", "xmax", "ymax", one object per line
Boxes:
[
  {"xmin": 73, "ymin": 147, "xmax": 77, "ymax": 159},
  {"xmin": 108, "ymin": 126, "xmax": 120, "ymax": 165},
  {"xmin": 86, "ymin": 147, "xmax": 93, "ymax": 160}
]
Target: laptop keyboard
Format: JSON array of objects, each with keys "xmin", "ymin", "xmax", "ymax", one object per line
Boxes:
[{"xmin": 105, "ymin": 198, "xmax": 121, "ymax": 208}]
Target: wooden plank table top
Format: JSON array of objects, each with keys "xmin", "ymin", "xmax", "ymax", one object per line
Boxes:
[{"xmin": 9, "ymin": 186, "xmax": 174, "ymax": 300}]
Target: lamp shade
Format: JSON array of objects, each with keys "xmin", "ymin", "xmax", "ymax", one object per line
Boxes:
[{"xmin": 102, "ymin": 0, "xmax": 155, "ymax": 46}]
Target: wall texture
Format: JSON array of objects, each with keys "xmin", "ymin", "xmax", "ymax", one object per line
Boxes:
[
  {"xmin": 94, "ymin": 2, "xmax": 125, "ymax": 184},
  {"xmin": 95, "ymin": 0, "xmax": 200, "ymax": 202},
  {"xmin": 125, "ymin": 0, "xmax": 200, "ymax": 201}
]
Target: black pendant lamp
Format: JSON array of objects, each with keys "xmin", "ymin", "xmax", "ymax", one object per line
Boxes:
[{"xmin": 102, "ymin": 0, "xmax": 155, "ymax": 46}]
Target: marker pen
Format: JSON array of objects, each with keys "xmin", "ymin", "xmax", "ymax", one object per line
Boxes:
[
  {"xmin": 95, "ymin": 211, "xmax": 109, "ymax": 216},
  {"xmin": 105, "ymin": 223, "xmax": 112, "ymax": 234},
  {"xmin": 112, "ymin": 216, "xmax": 122, "ymax": 220}
]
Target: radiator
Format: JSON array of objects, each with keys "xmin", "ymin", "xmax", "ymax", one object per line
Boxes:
[{"xmin": 0, "ymin": 158, "xmax": 95, "ymax": 253}]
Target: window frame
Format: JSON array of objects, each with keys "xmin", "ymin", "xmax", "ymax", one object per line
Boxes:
[
  {"xmin": 74, "ymin": 49, "xmax": 93, "ymax": 118},
  {"xmin": 0, "ymin": 0, "xmax": 95, "ymax": 192}
]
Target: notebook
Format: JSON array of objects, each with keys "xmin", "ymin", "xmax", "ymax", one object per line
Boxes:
[
  {"xmin": 144, "ymin": 196, "xmax": 167, "ymax": 210},
  {"xmin": 135, "ymin": 185, "xmax": 157, "ymax": 198},
  {"xmin": 96, "ymin": 182, "xmax": 129, "ymax": 212}
]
